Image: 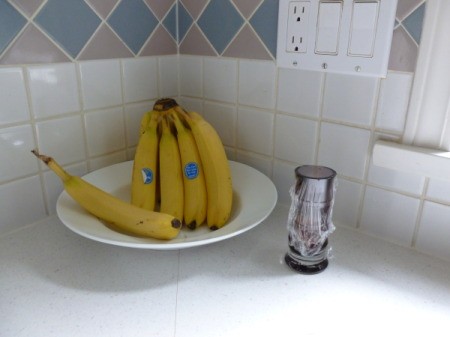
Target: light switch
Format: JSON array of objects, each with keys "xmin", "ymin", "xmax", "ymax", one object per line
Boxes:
[
  {"xmin": 348, "ymin": 1, "xmax": 379, "ymax": 57},
  {"xmin": 315, "ymin": 1, "xmax": 343, "ymax": 55}
]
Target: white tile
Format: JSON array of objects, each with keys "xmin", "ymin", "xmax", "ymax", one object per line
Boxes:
[
  {"xmin": 179, "ymin": 55, "xmax": 202, "ymax": 97},
  {"xmin": 368, "ymin": 157, "xmax": 425, "ymax": 195},
  {"xmin": 122, "ymin": 57, "xmax": 158, "ymax": 103},
  {"xmin": 237, "ymin": 107, "xmax": 274, "ymax": 155},
  {"xmin": 89, "ymin": 151, "xmax": 127, "ymax": 171},
  {"xmin": 426, "ymin": 178, "xmax": 450, "ymax": 203},
  {"xmin": 0, "ymin": 67, "xmax": 30, "ymax": 125},
  {"xmin": 85, "ymin": 107, "xmax": 126, "ymax": 156},
  {"xmin": 79, "ymin": 60, "xmax": 122, "ymax": 110},
  {"xmin": 376, "ymin": 71, "xmax": 413, "ymax": 132},
  {"xmin": 0, "ymin": 125, "xmax": 38, "ymax": 183},
  {"xmin": 238, "ymin": 60, "xmax": 276, "ymax": 109},
  {"xmin": 124, "ymin": 101, "xmax": 155, "ymax": 147},
  {"xmin": 360, "ymin": 186, "xmax": 419, "ymax": 246},
  {"xmin": 272, "ymin": 160, "xmax": 297, "ymax": 206},
  {"xmin": 178, "ymin": 97, "xmax": 203, "ymax": 114},
  {"xmin": 235, "ymin": 151, "xmax": 272, "ymax": 178},
  {"xmin": 416, "ymin": 201, "xmax": 450, "ymax": 260},
  {"xmin": 43, "ymin": 162, "xmax": 87, "ymax": 215},
  {"xmin": 28, "ymin": 63, "xmax": 80, "ymax": 118},
  {"xmin": 322, "ymin": 73, "xmax": 378, "ymax": 126},
  {"xmin": 159, "ymin": 55, "xmax": 178, "ymax": 97},
  {"xmin": 318, "ymin": 122, "xmax": 370, "ymax": 179},
  {"xmin": 0, "ymin": 176, "xmax": 46, "ymax": 235},
  {"xmin": 332, "ymin": 178, "xmax": 363, "ymax": 228},
  {"xmin": 36, "ymin": 116, "xmax": 86, "ymax": 166},
  {"xmin": 203, "ymin": 58, "xmax": 237, "ymax": 103},
  {"xmin": 277, "ymin": 68, "xmax": 323, "ymax": 117},
  {"xmin": 274, "ymin": 114, "xmax": 318, "ymax": 164},
  {"xmin": 203, "ymin": 101, "xmax": 236, "ymax": 147}
]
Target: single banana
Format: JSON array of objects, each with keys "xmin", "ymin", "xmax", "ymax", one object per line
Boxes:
[
  {"xmin": 32, "ymin": 150, "xmax": 181, "ymax": 240},
  {"xmin": 175, "ymin": 106, "xmax": 233, "ymax": 230},
  {"xmin": 131, "ymin": 110, "xmax": 159, "ymax": 210},
  {"xmin": 170, "ymin": 110, "xmax": 207, "ymax": 229},
  {"xmin": 158, "ymin": 116, "xmax": 184, "ymax": 221}
]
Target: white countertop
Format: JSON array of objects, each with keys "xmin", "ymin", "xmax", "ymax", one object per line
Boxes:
[{"xmin": 1, "ymin": 204, "xmax": 450, "ymax": 337}]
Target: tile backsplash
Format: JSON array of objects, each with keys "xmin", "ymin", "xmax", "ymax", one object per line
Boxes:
[
  {"xmin": 1, "ymin": 0, "xmax": 425, "ymax": 70},
  {"xmin": 3, "ymin": 0, "xmax": 450, "ymax": 263}
]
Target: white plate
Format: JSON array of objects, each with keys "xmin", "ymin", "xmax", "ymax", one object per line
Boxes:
[{"xmin": 56, "ymin": 161, "xmax": 278, "ymax": 249}]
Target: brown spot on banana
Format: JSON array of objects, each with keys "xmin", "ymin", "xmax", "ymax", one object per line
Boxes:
[{"xmin": 171, "ymin": 219, "xmax": 182, "ymax": 228}]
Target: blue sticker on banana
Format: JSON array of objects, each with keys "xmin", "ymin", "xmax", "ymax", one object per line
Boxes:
[
  {"xmin": 141, "ymin": 168, "xmax": 153, "ymax": 184},
  {"xmin": 184, "ymin": 162, "xmax": 199, "ymax": 180}
]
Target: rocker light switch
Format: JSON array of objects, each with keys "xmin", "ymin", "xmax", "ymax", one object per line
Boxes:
[
  {"xmin": 315, "ymin": 1, "xmax": 343, "ymax": 55},
  {"xmin": 348, "ymin": 1, "xmax": 380, "ymax": 57}
]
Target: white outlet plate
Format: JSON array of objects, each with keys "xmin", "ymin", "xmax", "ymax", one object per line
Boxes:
[{"xmin": 276, "ymin": 0, "xmax": 398, "ymax": 77}]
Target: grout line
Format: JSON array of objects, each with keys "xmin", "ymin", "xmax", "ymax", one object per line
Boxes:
[
  {"xmin": 314, "ymin": 72, "xmax": 327, "ymax": 165},
  {"xmin": 118, "ymin": 59, "xmax": 130, "ymax": 157},
  {"xmin": 354, "ymin": 77, "xmax": 382, "ymax": 229},
  {"xmin": 270, "ymin": 66, "xmax": 281, "ymax": 179},
  {"xmin": 411, "ymin": 178, "xmax": 429, "ymax": 248},
  {"xmin": 398, "ymin": 23, "xmax": 420, "ymax": 48},
  {"xmin": 74, "ymin": 61, "xmax": 91, "ymax": 171},
  {"xmin": 21, "ymin": 63, "xmax": 51, "ymax": 216},
  {"xmin": 399, "ymin": 0, "xmax": 426, "ymax": 23}
]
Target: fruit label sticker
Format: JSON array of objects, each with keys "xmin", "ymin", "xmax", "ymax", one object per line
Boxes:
[
  {"xmin": 184, "ymin": 162, "xmax": 199, "ymax": 180},
  {"xmin": 141, "ymin": 168, "xmax": 153, "ymax": 184}
]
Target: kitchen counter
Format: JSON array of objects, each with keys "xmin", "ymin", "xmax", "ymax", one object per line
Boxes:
[{"xmin": 1, "ymin": 204, "xmax": 450, "ymax": 337}]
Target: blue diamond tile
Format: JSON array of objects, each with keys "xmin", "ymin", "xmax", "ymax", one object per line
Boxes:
[
  {"xmin": 35, "ymin": 0, "xmax": 101, "ymax": 57},
  {"xmin": 0, "ymin": 0, "xmax": 27, "ymax": 54},
  {"xmin": 163, "ymin": 4, "xmax": 177, "ymax": 41},
  {"xmin": 403, "ymin": 3, "xmax": 425, "ymax": 44},
  {"xmin": 250, "ymin": 0, "xmax": 278, "ymax": 57},
  {"xmin": 177, "ymin": 2, "xmax": 193, "ymax": 42},
  {"xmin": 108, "ymin": 0, "xmax": 158, "ymax": 54},
  {"xmin": 197, "ymin": 0, "xmax": 244, "ymax": 54}
]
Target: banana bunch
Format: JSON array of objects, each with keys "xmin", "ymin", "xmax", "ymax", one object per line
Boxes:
[
  {"xmin": 32, "ymin": 150, "xmax": 181, "ymax": 240},
  {"xmin": 132, "ymin": 98, "xmax": 233, "ymax": 230}
]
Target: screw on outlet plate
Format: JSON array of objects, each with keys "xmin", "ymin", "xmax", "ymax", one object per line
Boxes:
[{"xmin": 322, "ymin": 63, "xmax": 328, "ymax": 69}]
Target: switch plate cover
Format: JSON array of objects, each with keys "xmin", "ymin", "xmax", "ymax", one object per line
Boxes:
[{"xmin": 276, "ymin": 0, "xmax": 398, "ymax": 77}]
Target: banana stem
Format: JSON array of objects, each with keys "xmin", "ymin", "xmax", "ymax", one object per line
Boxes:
[
  {"xmin": 153, "ymin": 98, "xmax": 178, "ymax": 112},
  {"xmin": 31, "ymin": 149, "xmax": 71, "ymax": 182}
]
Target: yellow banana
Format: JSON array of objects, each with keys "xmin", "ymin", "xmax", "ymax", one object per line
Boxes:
[
  {"xmin": 170, "ymin": 110, "xmax": 207, "ymax": 229},
  {"xmin": 138, "ymin": 110, "xmax": 152, "ymax": 136},
  {"xmin": 32, "ymin": 150, "xmax": 181, "ymax": 240},
  {"xmin": 131, "ymin": 110, "xmax": 159, "ymax": 210},
  {"xmin": 158, "ymin": 116, "xmax": 184, "ymax": 220},
  {"xmin": 175, "ymin": 106, "xmax": 233, "ymax": 230}
]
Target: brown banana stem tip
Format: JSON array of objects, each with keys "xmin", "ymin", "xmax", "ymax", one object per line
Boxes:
[
  {"xmin": 31, "ymin": 149, "xmax": 52, "ymax": 165},
  {"xmin": 153, "ymin": 98, "xmax": 178, "ymax": 111}
]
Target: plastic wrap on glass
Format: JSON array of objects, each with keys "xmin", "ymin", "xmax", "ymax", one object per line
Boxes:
[{"xmin": 285, "ymin": 165, "xmax": 337, "ymax": 274}]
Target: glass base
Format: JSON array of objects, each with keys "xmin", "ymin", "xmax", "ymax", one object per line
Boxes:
[
  {"xmin": 284, "ymin": 253, "xmax": 328, "ymax": 274},
  {"xmin": 284, "ymin": 242, "xmax": 330, "ymax": 274}
]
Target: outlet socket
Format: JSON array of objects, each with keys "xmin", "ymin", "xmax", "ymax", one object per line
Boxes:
[{"xmin": 286, "ymin": 1, "xmax": 311, "ymax": 53}]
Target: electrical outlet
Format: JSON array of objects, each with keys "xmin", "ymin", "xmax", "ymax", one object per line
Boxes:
[
  {"xmin": 277, "ymin": 0, "xmax": 398, "ymax": 77},
  {"xmin": 286, "ymin": 1, "xmax": 311, "ymax": 53}
]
